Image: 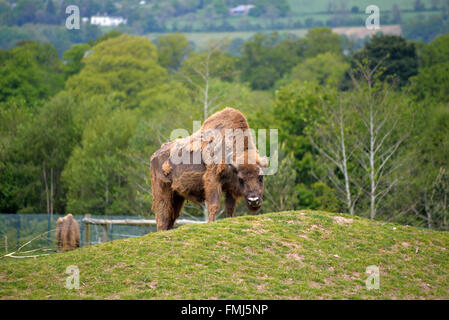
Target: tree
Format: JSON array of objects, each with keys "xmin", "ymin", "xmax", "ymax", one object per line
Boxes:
[
  {"xmin": 22, "ymin": 93, "xmax": 80, "ymax": 215},
  {"xmin": 391, "ymin": 4, "xmax": 401, "ymax": 24},
  {"xmin": 0, "ymin": 100, "xmax": 33, "ymax": 213},
  {"xmin": 62, "ymin": 108, "xmax": 140, "ymax": 215},
  {"xmin": 351, "ymin": 34, "xmax": 418, "ymax": 86},
  {"xmin": 62, "ymin": 43, "xmax": 90, "ymax": 79},
  {"xmin": 347, "ymin": 62, "xmax": 412, "ymax": 219},
  {"xmin": 405, "ymin": 104, "xmax": 449, "ymax": 229},
  {"xmin": 420, "ymin": 34, "xmax": 449, "ymax": 67},
  {"xmin": 239, "ymin": 33, "xmax": 303, "ymax": 90},
  {"xmin": 44, "ymin": 0, "xmax": 57, "ymax": 24},
  {"xmin": 156, "ymin": 33, "xmax": 192, "ymax": 70},
  {"xmin": 411, "ymin": 61, "xmax": 449, "ymax": 102},
  {"xmin": 274, "ymin": 81, "xmax": 337, "ymax": 209},
  {"xmin": 284, "ymin": 52, "xmax": 349, "ymax": 87},
  {"xmin": 262, "ymin": 156, "xmax": 299, "ymax": 212},
  {"xmin": 414, "ymin": 0, "xmax": 426, "ymax": 11},
  {"xmin": 0, "ymin": 40, "xmax": 64, "ymax": 104},
  {"xmin": 411, "ymin": 34, "xmax": 449, "ymax": 102},
  {"xmin": 422, "ymin": 168, "xmax": 449, "ymax": 230},
  {"xmin": 178, "ymin": 40, "xmax": 237, "ymax": 120},
  {"xmin": 0, "ymin": 93, "xmax": 79, "ymax": 214},
  {"xmin": 402, "ymin": 13, "xmax": 449, "ymax": 43},
  {"xmin": 302, "ymin": 27, "xmax": 343, "ymax": 58},
  {"xmin": 65, "ymin": 34, "xmax": 167, "ymax": 109},
  {"xmin": 212, "ymin": 0, "xmax": 228, "ymax": 16},
  {"xmin": 308, "ymin": 91, "xmax": 358, "ymax": 215},
  {"xmin": 13, "ymin": 0, "xmax": 42, "ymax": 25}
]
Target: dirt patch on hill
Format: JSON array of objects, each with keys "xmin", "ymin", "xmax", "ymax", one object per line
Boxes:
[{"xmin": 332, "ymin": 216, "xmax": 354, "ymax": 225}]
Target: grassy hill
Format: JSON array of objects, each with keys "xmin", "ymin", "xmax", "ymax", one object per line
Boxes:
[{"xmin": 1, "ymin": 210, "xmax": 449, "ymax": 299}]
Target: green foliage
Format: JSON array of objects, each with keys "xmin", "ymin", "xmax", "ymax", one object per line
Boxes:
[
  {"xmin": 181, "ymin": 45, "xmax": 238, "ymax": 83},
  {"xmin": 62, "ymin": 109, "xmax": 140, "ymax": 215},
  {"xmin": 420, "ymin": 34, "xmax": 449, "ymax": 67},
  {"xmin": 0, "ymin": 24, "xmax": 101, "ymax": 57},
  {"xmin": 239, "ymin": 33, "xmax": 303, "ymax": 90},
  {"xmin": 0, "ymin": 40, "xmax": 63, "ymax": 104},
  {"xmin": 411, "ymin": 61, "xmax": 449, "ymax": 101},
  {"xmin": 352, "ymin": 34, "xmax": 418, "ymax": 86},
  {"xmin": 274, "ymin": 81, "xmax": 337, "ymax": 208},
  {"xmin": 411, "ymin": 34, "xmax": 449, "ymax": 102},
  {"xmin": 0, "ymin": 93, "xmax": 79, "ymax": 214},
  {"xmin": 0, "ymin": 101, "xmax": 33, "ymax": 212},
  {"xmin": 281, "ymin": 52, "xmax": 349, "ymax": 87},
  {"xmin": 156, "ymin": 33, "xmax": 192, "ymax": 70},
  {"xmin": 20, "ymin": 92, "xmax": 80, "ymax": 213},
  {"xmin": 403, "ymin": 12, "xmax": 449, "ymax": 43},
  {"xmin": 66, "ymin": 34, "xmax": 167, "ymax": 109},
  {"xmin": 262, "ymin": 156, "xmax": 299, "ymax": 212},
  {"xmin": 302, "ymin": 27, "xmax": 343, "ymax": 57},
  {"xmin": 0, "ymin": 22, "xmax": 447, "ymax": 233},
  {"xmin": 62, "ymin": 43, "xmax": 90, "ymax": 79},
  {"xmin": 94, "ymin": 31, "xmax": 124, "ymax": 45}
]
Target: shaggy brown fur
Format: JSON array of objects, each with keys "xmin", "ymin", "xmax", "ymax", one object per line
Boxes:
[
  {"xmin": 150, "ymin": 108, "xmax": 267, "ymax": 231},
  {"xmin": 56, "ymin": 214, "xmax": 80, "ymax": 252}
]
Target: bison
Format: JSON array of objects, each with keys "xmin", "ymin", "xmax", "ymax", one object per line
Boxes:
[
  {"xmin": 150, "ymin": 107, "xmax": 267, "ymax": 231},
  {"xmin": 55, "ymin": 214, "xmax": 80, "ymax": 252}
]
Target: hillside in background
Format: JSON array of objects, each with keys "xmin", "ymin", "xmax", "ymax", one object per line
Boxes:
[
  {"xmin": 1, "ymin": 0, "xmax": 448, "ymax": 55},
  {"xmin": 1, "ymin": 210, "xmax": 448, "ymax": 299}
]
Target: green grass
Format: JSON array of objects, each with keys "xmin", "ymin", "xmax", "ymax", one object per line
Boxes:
[{"xmin": 1, "ymin": 210, "xmax": 449, "ymax": 299}]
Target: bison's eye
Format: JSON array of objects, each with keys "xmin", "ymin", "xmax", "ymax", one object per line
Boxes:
[
  {"xmin": 258, "ymin": 175, "xmax": 263, "ymax": 184},
  {"xmin": 239, "ymin": 178, "xmax": 244, "ymax": 186}
]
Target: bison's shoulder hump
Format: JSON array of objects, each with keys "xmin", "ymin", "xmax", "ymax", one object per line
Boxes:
[{"xmin": 202, "ymin": 107, "xmax": 249, "ymax": 132}]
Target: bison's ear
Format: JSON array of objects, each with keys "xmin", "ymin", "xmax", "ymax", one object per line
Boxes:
[
  {"xmin": 257, "ymin": 155, "xmax": 269, "ymax": 168},
  {"xmin": 226, "ymin": 163, "xmax": 238, "ymax": 174}
]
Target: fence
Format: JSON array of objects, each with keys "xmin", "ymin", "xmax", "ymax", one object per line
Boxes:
[{"xmin": 0, "ymin": 213, "xmax": 204, "ymax": 255}]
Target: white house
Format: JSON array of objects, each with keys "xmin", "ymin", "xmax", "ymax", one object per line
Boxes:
[
  {"xmin": 229, "ymin": 4, "xmax": 255, "ymax": 15},
  {"xmin": 90, "ymin": 15, "xmax": 127, "ymax": 27}
]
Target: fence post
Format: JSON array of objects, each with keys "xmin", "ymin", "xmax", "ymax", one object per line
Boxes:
[
  {"xmin": 46, "ymin": 213, "xmax": 51, "ymax": 247},
  {"xmin": 84, "ymin": 214, "xmax": 91, "ymax": 247},
  {"xmin": 16, "ymin": 214, "xmax": 20, "ymax": 250},
  {"xmin": 101, "ymin": 224, "xmax": 109, "ymax": 243}
]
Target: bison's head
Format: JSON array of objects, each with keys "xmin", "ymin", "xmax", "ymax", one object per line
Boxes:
[
  {"xmin": 235, "ymin": 155, "xmax": 268, "ymax": 213},
  {"xmin": 237, "ymin": 164, "xmax": 264, "ymax": 212}
]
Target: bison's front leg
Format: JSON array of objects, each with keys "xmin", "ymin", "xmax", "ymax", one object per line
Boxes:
[
  {"xmin": 225, "ymin": 192, "xmax": 236, "ymax": 218},
  {"xmin": 204, "ymin": 174, "xmax": 222, "ymax": 223}
]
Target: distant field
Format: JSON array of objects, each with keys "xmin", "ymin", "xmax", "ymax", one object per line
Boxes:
[
  {"xmin": 287, "ymin": 0, "xmax": 439, "ymax": 13},
  {"xmin": 140, "ymin": 0, "xmax": 443, "ymax": 46},
  {"xmin": 161, "ymin": 8, "xmax": 440, "ymax": 31},
  {"xmin": 146, "ymin": 25, "xmax": 402, "ymax": 48}
]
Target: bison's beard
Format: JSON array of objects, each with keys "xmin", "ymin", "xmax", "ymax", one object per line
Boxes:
[{"xmin": 246, "ymin": 202, "xmax": 262, "ymax": 214}]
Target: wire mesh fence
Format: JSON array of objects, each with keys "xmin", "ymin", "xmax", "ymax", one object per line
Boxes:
[{"xmin": 0, "ymin": 213, "xmax": 203, "ymax": 255}]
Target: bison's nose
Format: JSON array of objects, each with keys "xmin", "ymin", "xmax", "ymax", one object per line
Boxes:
[{"xmin": 247, "ymin": 196, "xmax": 260, "ymax": 206}]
